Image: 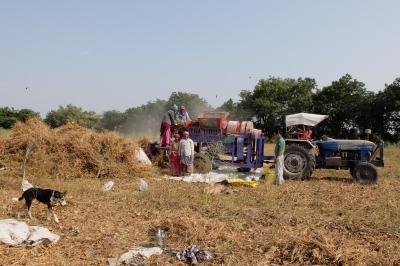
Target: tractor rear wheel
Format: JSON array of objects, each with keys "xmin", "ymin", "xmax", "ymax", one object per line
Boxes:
[
  {"xmin": 283, "ymin": 144, "xmax": 315, "ymax": 180},
  {"xmin": 193, "ymin": 153, "xmax": 212, "ymax": 174},
  {"xmin": 353, "ymin": 162, "xmax": 378, "ymax": 184}
]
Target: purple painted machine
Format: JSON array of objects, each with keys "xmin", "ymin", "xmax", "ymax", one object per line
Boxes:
[{"xmin": 187, "ymin": 111, "xmax": 275, "ymax": 173}]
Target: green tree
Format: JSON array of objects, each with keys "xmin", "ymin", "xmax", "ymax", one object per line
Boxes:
[
  {"xmin": 238, "ymin": 77, "xmax": 315, "ymax": 137},
  {"xmin": 101, "ymin": 110, "xmax": 126, "ymax": 131},
  {"xmin": 81, "ymin": 111, "xmax": 102, "ymax": 131},
  {"xmin": 312, "ymin": 74, "xmax": 371, "ymax": 138},
  {"xmin": 44, "ymin": 104, "xmax": 100, "ymax": 129},
  {"xmin": 17, "ymin": 109, "xmax": 40, "ymax": 122},
  {"xmin": 216, "ymin": 98, "xmax": 239, "ymax": 120},
  {"xmin": 368, "ymin": 78, "xmax": 400, "ymax": 142},
  {"xmin": 122, "ymin": 99, "xmax": 167, "ymax": 135},
  {"xmin": 166, "ymin": 92, "xmax": 212, "ymax": 120},
  {"xmin": 0, "ymin": 107, "xmax": 18, "ymax": 129},
  {"xmin": 0, "ymin": 107, "xmax": 40, "ymax": 129}
]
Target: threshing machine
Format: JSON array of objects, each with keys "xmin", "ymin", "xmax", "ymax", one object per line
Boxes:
[{"xmin": 172, "ymin": 111, "xmax": 275, "ymax": 173}]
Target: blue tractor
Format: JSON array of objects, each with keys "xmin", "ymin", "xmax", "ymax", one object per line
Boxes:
[{"xmin": 284, "ymin": 113, "xmax": 384, "ymax": 184}]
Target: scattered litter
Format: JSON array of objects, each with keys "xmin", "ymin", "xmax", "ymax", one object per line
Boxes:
[
  {"xmin": 155, "ymin": 229, "xmax": 167, "ymax": 249},
  {"xmin": 205, "ymin": 183, "xmax": 232, "ymax": 194},
  {"xmin": 135, "ymin": 148, "xmax": 152, "ymax": 165},
  {"xmin": 107, "ymin": 246, "xmax": 163, "ymax": 266},
  {"xmin": 139, "ymin": 179, "xmax": 148, "ymax": 191},
  {"xmin": 21, "ymin": 178, "xmax": 35, "ymax": 191},
  {"xmin": 225, "ymin": 178, "xmax": 258, "ymax": 187},
  {"xmin": 129, "ymin": 258, "xmax": 147, "ymax": 265},
  {"xmin": 0, "ymin": 219, "xmax": 60, "ymax": 246},
  {"xmin": 0, "ymin": 167, "xmax": 6, "ymax": 170},
  {"xmin": 102, "ymin": 181, "xmax": 115, "ymax": 191},
  {"xmin": 176, "ymin": 245, "xmax": 214, "ymax": 265}
]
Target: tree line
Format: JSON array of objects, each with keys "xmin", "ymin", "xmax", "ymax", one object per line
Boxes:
[
  {"xmin": 1, "ymin": 74, "xmax": 399, "ymax": 142},
  {"xmin": 217, "ymin": 74, "xmax": 399, "ymax": 142},
  {"xmin": 0, "ymin": 92, "xmax": 212, "ymax": 136}
]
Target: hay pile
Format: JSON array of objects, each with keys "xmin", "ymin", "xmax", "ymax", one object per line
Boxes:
[{"xmin": 0, "ymin": 119, "xmax": 156, "ymax": 179}]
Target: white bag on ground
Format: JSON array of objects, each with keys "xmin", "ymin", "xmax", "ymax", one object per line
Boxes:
[
  {"xmin": 102, "ymin": 181, "xmax": 114, "ymax": 191},
  {"xmin": 21, "ymin": 178, "xmax": 34, "ymax": 191},
  {"xmin": 107, "ymin": 246, "xmax": 162, "ymax": 266},
  {"xmin": 139, "ymin": 179, "xmax": 148, "ymax": 191},
  {"xmin": 0, "ymin": 219, "xmax": 59, "ymax": 246},
  {"xmin": 135, "ymin": 148, "xmax": 152, "ymax": 165}
]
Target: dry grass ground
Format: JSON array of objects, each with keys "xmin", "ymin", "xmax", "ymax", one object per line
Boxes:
[{"xmin": 0, "ymin": 121, "xmax": 400, "ymax": 265}]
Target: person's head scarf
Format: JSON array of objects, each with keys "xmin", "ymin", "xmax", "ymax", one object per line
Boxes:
[
  {"xmin": 173, "ymin": 133, "xmax": 181, "ymax": 141},
  {"xmin": 179, "ymin": 106, "xmax": 186, "ymax": 118},
  {"xmin": 171, "ymin": 104, "xmax": 178, "ymax": 111}
]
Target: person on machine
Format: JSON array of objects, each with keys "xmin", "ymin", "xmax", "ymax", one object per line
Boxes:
[
  {"xmin": 292, "ymin": 125, "xmax": 313, "ymax": 140},
  {"xmin": 160, "ymin": 104, "xmax": 178, "ymax": 147},
  {"xmin": 176, "ymin": 105, "xmax": 190, "ymax": 123}
]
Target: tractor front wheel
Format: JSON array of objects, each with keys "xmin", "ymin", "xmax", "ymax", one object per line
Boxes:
[
  {"xmin": 353, "ymin": 162, "xmax": 378, "ymax": 184},
  {"xmin": 193, "ymin": 153, "xmax": 212, "ymax": 174}
]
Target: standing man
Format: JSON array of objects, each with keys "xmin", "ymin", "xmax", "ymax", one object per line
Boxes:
[
  {"xmin": 179, "ymin": 131, "xmax": 194, "ymax": 175},
  {"xmin": 274, "ymin": 130, "xmax": 285, "ymax": 185}
]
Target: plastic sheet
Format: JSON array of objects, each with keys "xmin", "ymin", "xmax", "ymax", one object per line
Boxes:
[
  {"xmin": 139, "ymin": 179, "xmax": 148, "ymax": 191},
  {"xmin": 102, "ymin": 181, "xmax": 114, "ymax": 191},
  {"xmin": 0, "ymin": 219, "xmax": 59, "ymax": 246}
]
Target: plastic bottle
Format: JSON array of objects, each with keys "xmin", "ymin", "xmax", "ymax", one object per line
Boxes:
[{"xmin": 155, "ymin": 229, "xmax": 166, "ymax": 249}]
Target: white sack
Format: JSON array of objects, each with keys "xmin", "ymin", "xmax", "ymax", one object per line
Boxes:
[
  {"xmin": 135, "ymin": 148, "xmax": 152, "ymax": 165},
  {"xmin": 0, "ymin": 219, "xmax": 59, "ymax": 246}
]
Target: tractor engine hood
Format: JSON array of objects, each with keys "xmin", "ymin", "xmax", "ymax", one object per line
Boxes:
[{"xmin": 316, "ymin": 138, "xmax": 376, "ymax": 151}]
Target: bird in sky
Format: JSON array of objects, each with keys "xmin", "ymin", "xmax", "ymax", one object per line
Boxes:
[
  {"xmin": 26, "ymin": 87, "xmax": 28, "ymax": 90},
  {"xmin": 216, "ymin": 95, "xmax": 217, "ymax": 98}
]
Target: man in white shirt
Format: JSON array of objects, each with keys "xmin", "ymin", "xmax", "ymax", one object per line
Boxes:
[{"xmin": 179, "ymin": 131, "xmax": 194, "ymax": 175}]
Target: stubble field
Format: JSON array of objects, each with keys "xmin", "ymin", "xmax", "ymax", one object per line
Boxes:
[{"xmin": 0, "ymin": 120, "xmax": 399, "ymax": 265}]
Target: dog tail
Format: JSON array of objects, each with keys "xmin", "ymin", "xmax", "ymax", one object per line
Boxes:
[{"xmin": 12, "ymin": 197, "xmax": 22, "ymax": 202}]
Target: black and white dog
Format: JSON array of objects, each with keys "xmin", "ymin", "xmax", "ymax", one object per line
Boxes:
[{"xmin": 12, "ymin": 188, "xmax": 67, "ymax": 223}]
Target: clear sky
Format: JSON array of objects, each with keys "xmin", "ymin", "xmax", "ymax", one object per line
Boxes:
[{"xmin": 1, "ymin": 1, "xmax": 399, "ymax": 117}]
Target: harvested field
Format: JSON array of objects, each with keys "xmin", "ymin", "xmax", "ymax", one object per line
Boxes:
[{"xmin": 1, "ymin": 120, "xmax": 400, "ymax": 265}]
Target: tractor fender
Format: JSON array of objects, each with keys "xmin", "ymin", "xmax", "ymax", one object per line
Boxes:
[{"xmin": 285, "ymin": 139, "xmax": 315, "ymax": 150}]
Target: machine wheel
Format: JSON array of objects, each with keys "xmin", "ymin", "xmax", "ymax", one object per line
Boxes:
[
  {"xmin": 283, "ymin": 144, "xmax": 315, "ymax": 180},
  {"xmin": 353, "ymin": 162, "xmax": 378, "ymax": 184},
  {"xmin": 193, "ymin": 153, "xmax": 212, "ymax": 174}
]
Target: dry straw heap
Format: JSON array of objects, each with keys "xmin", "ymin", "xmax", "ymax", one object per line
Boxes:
[{"xmin": 0, "ymin": 119, "xmax": 156, "ymax": 179}]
